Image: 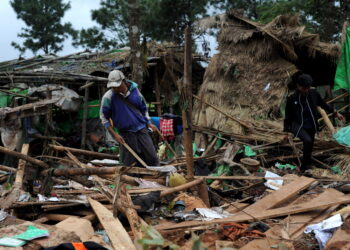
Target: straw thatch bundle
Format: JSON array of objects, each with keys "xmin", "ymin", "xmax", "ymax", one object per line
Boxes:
[{"xmin": 194, "ymin": 12, "xmax": 341, "ymax": 144}]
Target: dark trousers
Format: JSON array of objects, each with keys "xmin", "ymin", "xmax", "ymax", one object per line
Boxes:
[
  {"xmin": 297, "ymin": 127, "xmax": 316, "ymax": 169},
  {"xmin": 120, "ymin": 128, "xmax": 159, "ymax": 167}
]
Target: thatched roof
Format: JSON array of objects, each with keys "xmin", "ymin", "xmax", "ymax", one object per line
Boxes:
[{"xmin": 194, "ymin": 12, "xmax": 341, "ymax": 143}]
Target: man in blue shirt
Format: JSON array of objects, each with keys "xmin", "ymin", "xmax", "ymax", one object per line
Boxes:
[{"xmin": 100, "ymin": 70, "xmax": 159, "ymax": 166}]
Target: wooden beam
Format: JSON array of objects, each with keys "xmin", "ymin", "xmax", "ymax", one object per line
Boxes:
[{"xmin": 88, "ymin": 197, "xmax": 136, "ymax": 250}]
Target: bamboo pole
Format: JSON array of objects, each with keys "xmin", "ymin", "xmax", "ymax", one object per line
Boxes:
[{"xmin": 160, "ymin": 178, "xmax": 204, "ymax": 197}]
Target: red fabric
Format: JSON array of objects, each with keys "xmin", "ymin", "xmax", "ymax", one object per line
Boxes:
[{"xmin": 160, "ymin": 118, "xmax": 175, "ymax": 140}]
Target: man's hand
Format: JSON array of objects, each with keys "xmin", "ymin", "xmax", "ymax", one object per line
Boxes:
[
  {"xmin": 336, "ymin": 111, "xmax": 345, "ymax": 121},
  {"xmin": 113, "ymin": 134, "xmax": 125, "ymax": 144},
  {"xmin": 148, "ymin": 123, "xmax": 158, "ymax": 133}
]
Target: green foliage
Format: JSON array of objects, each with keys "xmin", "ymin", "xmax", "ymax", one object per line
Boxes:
[
  {"xmin": 10, "ymin": 0, "xmax": 77, "ymax": 55},
  {"xmin": 74, "ymin": 0, "xmax": 209, "ymax": 49},
  {"xmin": 138, "ymin": 225, "xmax": 179, "ymax": 250}
]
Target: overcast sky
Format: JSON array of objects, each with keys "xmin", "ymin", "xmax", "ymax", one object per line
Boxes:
[
  {"xmin": 0, "ymin": 0, "xmax": 217, "ymax": 61},
  {"xmin": 0, "ymin": 0, "xmax": 100, "ymax": 61}
]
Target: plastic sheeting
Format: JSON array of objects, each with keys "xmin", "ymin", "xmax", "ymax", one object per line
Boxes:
[
  {"xmin": 333, "ymin": 125, "xmax": 350, "ymax": 146},
  {"xmin": 28, "ymin": 84, "xmax": 81, "ymax": 111}
]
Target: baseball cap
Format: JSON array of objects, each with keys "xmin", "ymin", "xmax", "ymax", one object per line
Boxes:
[
  {"xmin": 107, "ymin": 70, "xmax": 125, "ymax": 88},
  {"xmin": 297, "ymin": 74, "xmax": 313, "ymax": 87}
]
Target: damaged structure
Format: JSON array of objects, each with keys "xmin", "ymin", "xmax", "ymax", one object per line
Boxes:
[{"xmin": 0, "ymin": 12, "xmax": 350, "ymax": 250}]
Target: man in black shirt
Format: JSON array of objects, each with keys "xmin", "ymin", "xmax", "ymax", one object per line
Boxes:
[{"xmin": 284, "ymin": 74, "xmax": 344, "ymax": 170}]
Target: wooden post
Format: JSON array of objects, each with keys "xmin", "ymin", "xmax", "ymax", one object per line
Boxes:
[
  {"xmin": 182, "ymin": 26, "xmax": 194, "ymax": 180},
  {"xmin": 154, "ymin": 67, "xmax": 162, "ymax": 117},
  {"xmin": 81, "ymin": 86, "xmax": 89, "ymax": 149}
]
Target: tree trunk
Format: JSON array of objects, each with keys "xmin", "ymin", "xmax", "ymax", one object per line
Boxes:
[{"xmin": 128, "ymin": 0, "xmax": 143, "ymax": 87}]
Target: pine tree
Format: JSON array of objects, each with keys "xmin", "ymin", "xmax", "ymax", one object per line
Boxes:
[{"xmin": 11, "ymin": 0, "xmax": 77, "ymax": 55}]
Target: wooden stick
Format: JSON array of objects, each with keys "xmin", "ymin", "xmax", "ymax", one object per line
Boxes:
[
  {"xmin": 326, "ymin": 92, "xmax": 349, "ymax": 104},
  {"xmin": 160, "ymin": 178, "xmax": 204, "ymax": 197},
  {"xmin": 0, "ymin": 165, "xmax": 16, "ymax": 172},
  {"xmin": 121, "ymin": 142, "xmax": 148, "ymax": 167},
  {"xmin": 319, "ymin": 103, "xmax": 350, "ymax": 122},
  {"xmin": 0, "ymin": 146, "xmax": 49, "ymax": 169},
  {"xmin": 33, "ymin": 135, "xmax": 65, "ymax": 141},
  {"xmin": 49, "ymin": 144, "xmax": 119, "ymax": 159},
  {"xmin": 202, "ymin": 137, "xmax": 218, "ymax": 157},
  {"xmin": 317, "ymin": 107, "xmax": 335, "ymax": 134}
]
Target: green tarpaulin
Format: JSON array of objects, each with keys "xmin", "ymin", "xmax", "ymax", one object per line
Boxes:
[{"xmin": 334, "ymin": 27, "xmax": 350, "ymax": 92}]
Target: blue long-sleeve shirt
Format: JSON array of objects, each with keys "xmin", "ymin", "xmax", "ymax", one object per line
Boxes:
[{"xmin": 100, "ymin": 81, "xmax": 150, "ymax": 132}]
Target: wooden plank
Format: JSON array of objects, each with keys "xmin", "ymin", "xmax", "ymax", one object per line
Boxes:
[
  {"xmin": 325, "ymin": 222, "xmax": 350, "ymax": 249},
  {"xmin": 243, "ymin": 176, "xmax": 315, "ymax": 213},
  {"xmin": 240, "ymin": 188, "xmax": 344, "ymax": 250},
  {"xmin": 88, "ymin": 197, "xmax": 136, "ymax": 250},
  {"xmin": 157, "ymin": 194, "xmax": 350, "ymax": 231},
  {"xmin": 218, "ymin": 194, "xmax": 350, "ymax": 223}
]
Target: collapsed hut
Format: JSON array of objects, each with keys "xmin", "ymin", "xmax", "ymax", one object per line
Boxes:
[
  {"xmin": 194, "ymin": 12, "xmax": 343, "ymax": 146},
  {"xmin": 0, "ymin": 43, "xmax": 205, "ymax": 156}
]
